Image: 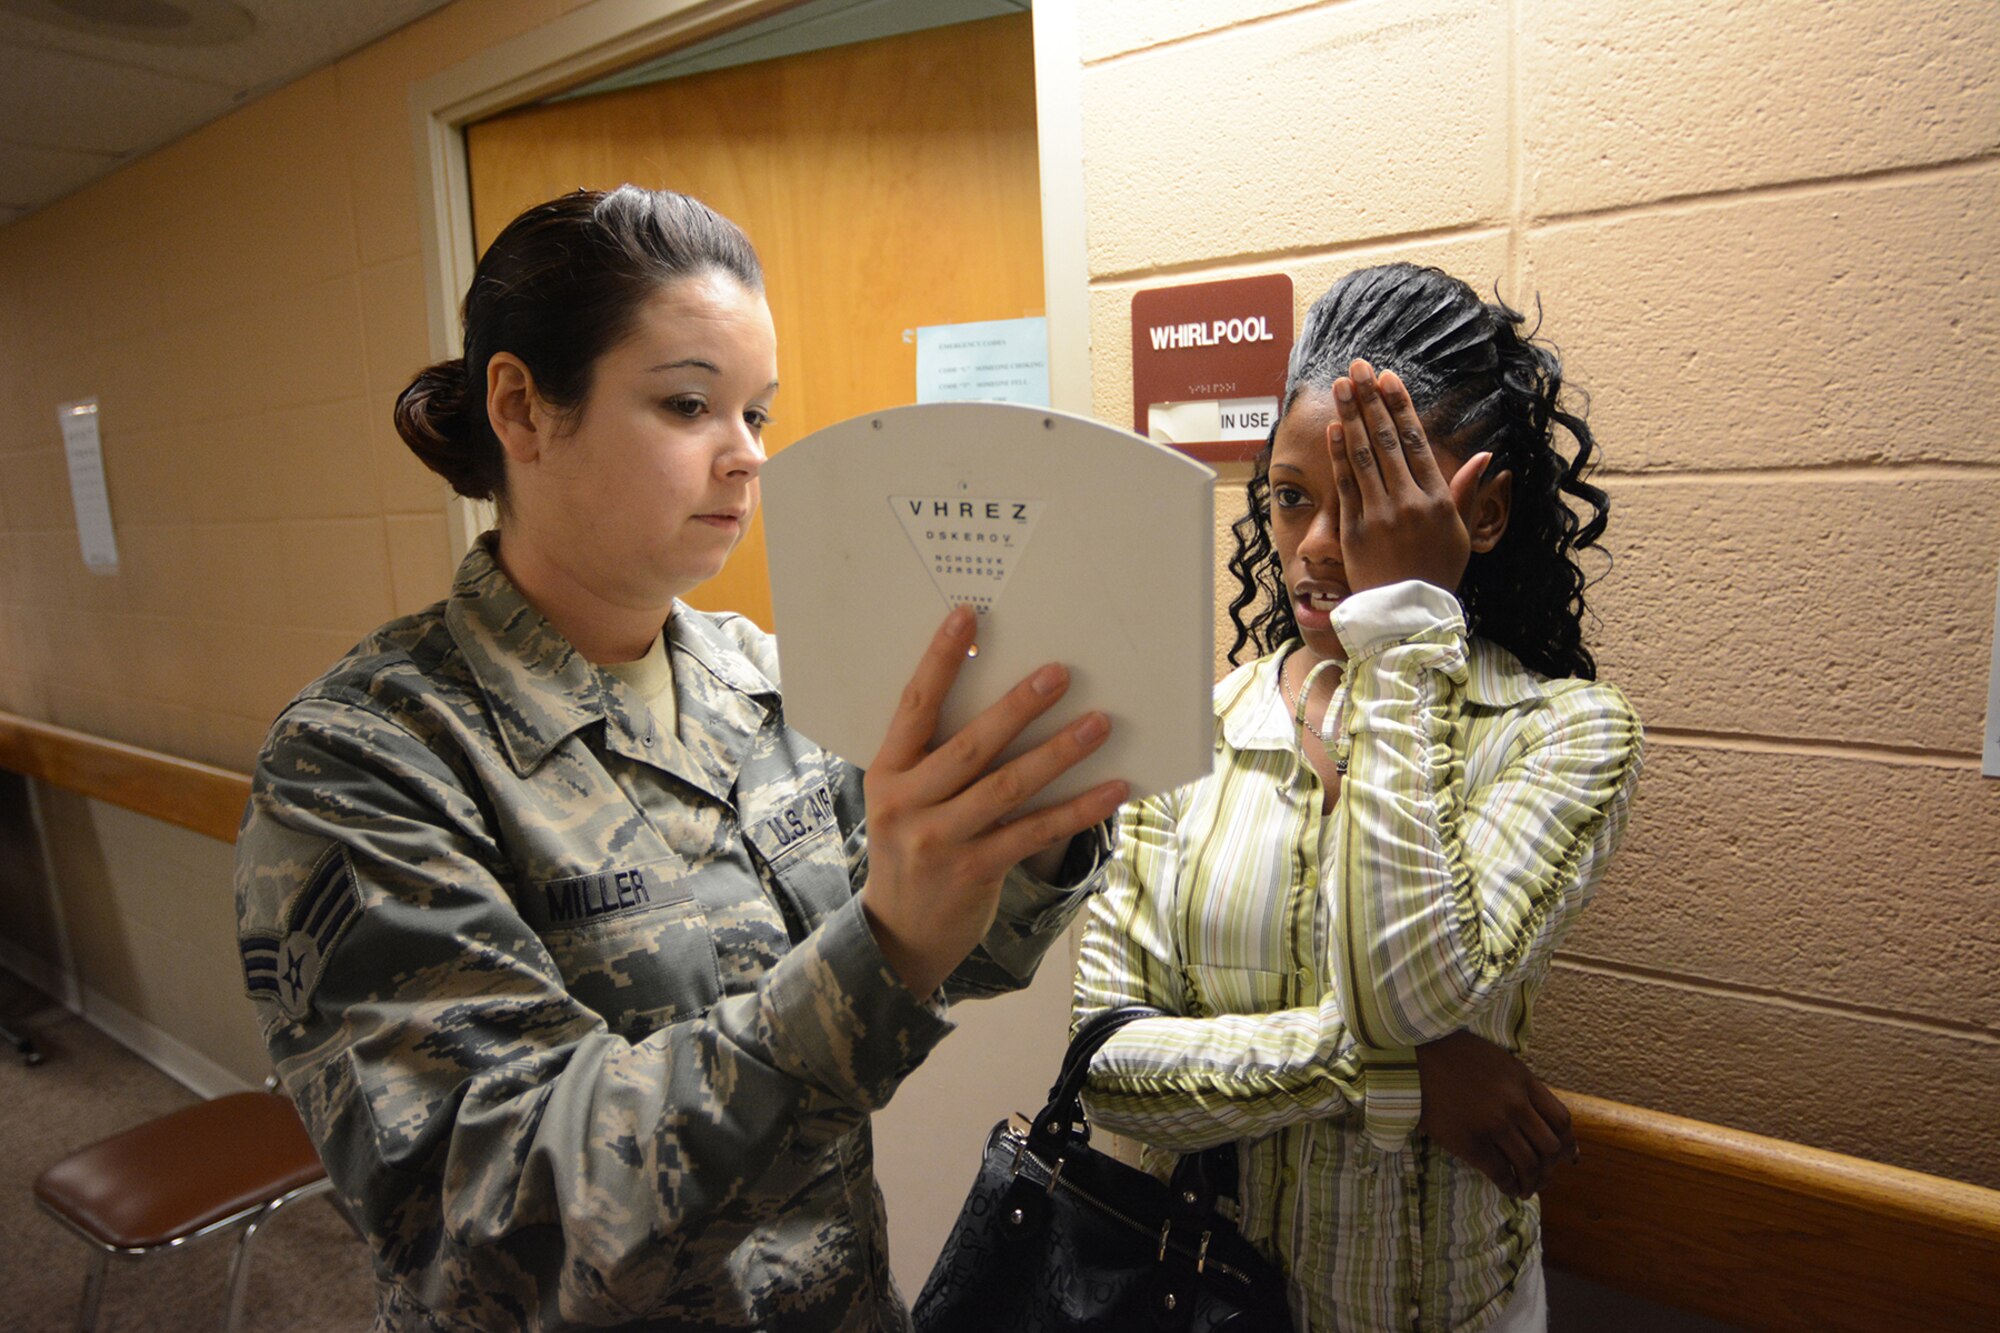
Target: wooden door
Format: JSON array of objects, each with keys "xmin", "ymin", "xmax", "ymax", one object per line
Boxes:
[{"xmin": 466, "ymin": 13, "xmax": 1045, "ymax": 630}]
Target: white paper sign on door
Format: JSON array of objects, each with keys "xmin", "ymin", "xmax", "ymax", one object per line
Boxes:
[
  {"xmin": 915, "ymin": 316, "xmax": 1050, "ymax": 407},
  {"xmin": 57, "ymin": 398, "xmax": 119, "ymax": 574}
]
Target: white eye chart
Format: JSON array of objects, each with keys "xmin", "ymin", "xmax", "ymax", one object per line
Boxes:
[{"xmin": 764, "ymin": 402, "xmax": 1216, "ymax": 809}]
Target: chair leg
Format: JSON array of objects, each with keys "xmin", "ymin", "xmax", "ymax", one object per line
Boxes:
[
  {"xmin": 222, "ymin": 1179, "xmax": 331, "ymax": 1333},
  {"xmin": 221, "ymin": 1199, "xmax": 282, "ymax": 1333},
  {"xmin": 77, "ymin": 1249, "xmax": 108, "ymax": 1333}
]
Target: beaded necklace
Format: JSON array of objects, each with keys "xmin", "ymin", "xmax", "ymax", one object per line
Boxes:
[{"xmin": 1281, "ymin": 652, "xmax": 1350, "ymax": 773}]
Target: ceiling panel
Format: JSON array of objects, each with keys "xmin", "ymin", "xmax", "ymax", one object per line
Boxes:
[
  {"xmin": 0, "ymin": 0, "xmax": 449, "ymax": 85},
  {"xmin": 0, "ymin": 0, "xmax": 451, "ymax": 226},
  {"xmin": 0, "ymin": 44, "xmax": 237, "ymax": 154}
]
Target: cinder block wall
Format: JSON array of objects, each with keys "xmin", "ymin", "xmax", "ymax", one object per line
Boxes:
[{"xmin": 1072, "ymin": 0, "xmax": 2000, "ymax": 1188}]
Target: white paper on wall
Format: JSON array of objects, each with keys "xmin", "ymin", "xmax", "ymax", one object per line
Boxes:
[
  {"xmin": 763, "ymin": 402, "xmax": 1216, "ymax": 809},
  {"xmin": 57, "ymin": 398, "xmax": 119, "ymax": 574},
  {"xmin": 915, "ymin": 316, "xmax": 1050, "ymax": 407}
]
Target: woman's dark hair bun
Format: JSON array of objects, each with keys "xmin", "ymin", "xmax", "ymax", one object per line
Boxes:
[{"xmin": 394, "ymin": 357, "xmax": 501, "ymax": 501}]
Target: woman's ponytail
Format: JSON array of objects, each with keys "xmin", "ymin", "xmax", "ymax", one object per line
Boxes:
[{"xmin": 394, "ymin": 358, "xmax": 503, "ymax": 501}]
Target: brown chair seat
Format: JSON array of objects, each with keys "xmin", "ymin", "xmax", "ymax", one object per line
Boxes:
[{"xmin": 35, "ymin": 1090, "xmax": 327, "ymax": 1250}]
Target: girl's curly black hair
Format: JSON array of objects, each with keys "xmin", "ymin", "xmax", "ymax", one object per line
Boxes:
[{"xmin": 1226, "ymin": 262, "xmax": 1609, "ymax": 680}]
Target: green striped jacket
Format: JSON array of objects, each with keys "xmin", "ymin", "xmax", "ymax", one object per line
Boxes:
[{"xmin": 1075, "ymin": 581, "xmax": 1642, "ymax": 1332}]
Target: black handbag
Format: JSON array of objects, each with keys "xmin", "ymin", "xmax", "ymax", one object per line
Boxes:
[{"xmin": 910, "ymin": 1006, "xmax": 1294, "ymax": 1332}]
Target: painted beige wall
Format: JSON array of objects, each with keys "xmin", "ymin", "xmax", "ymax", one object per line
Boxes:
[
  {"xmin": 0, "ymin": 0, "xmax": 604, "ymax": 1086},
  {"xmin": 1071, "ymin": 0, "xmax": 2000, "ymax": 1188}
]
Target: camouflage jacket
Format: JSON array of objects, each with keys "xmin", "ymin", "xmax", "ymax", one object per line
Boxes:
[{"xmin": 236, "ymin": 538, "xmax": 1102, "ymax": 1332}]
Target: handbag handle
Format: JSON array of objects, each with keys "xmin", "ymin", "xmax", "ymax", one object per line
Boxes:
[
  {"xmin": 1031, "ymin": 1005, "xmax": 1164, "ymax": 1146},
  {"xmin": 1029, "ymin": 1006, "xmax": 1240, "ymax": 1208}
]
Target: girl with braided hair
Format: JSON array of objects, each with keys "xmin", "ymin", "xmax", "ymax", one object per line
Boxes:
[{"xmin": 1075, "ymin": 263, "xmax": 1642, "ymax": 1332}]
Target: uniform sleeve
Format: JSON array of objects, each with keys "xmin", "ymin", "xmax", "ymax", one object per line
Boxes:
[
  {"xmin": 235, "ymin": 698, "xmax": 952, "ymax": 1324},
  {"xmin": 1070, "ymin": 790, "xmax": 1365, "ymax": 1153},
  {"xmin": 942, "ymin": 821, "xmax": 1114, "ymax": 1003},
  {"xmin": 1327, "ymin": 581, "xmax": 1642, "ymax": 1146},
  {"xmin": 816, "ymin": 723, "xmax": 1110, "ymax": 1008}
]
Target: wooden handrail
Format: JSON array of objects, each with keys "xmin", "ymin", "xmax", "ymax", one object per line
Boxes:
[
  {"xmin": 1545, "ymin": 1089, "xmax": 2000, "ymax": 1331},
  {"xmin": 0, "ymin": 711, "xmax": 250, "ymax": 843}
]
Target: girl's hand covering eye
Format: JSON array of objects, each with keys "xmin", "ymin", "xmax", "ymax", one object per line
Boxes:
[{"xmin": 1327, "ymin": 360, "xmax": 1492, "ymax": 595}]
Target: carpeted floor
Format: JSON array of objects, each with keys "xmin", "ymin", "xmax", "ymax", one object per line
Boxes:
[{"xmin": 0, "ymin": 974, "xmax": 377, "ymax": 1331}]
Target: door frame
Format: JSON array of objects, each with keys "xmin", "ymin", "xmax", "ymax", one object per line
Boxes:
[{"xmin": 410, "ymin": 0, "xmax": 1094, "ymax": 556}]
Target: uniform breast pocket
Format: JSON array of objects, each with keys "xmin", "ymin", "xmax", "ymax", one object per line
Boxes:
[
  {"xmin": 538, "ymin": 896, "xmax": 724, "ymax": 1039},
  {"xmin": 741, "ymin": 781, "xmax": 853, "ymax": 929}
]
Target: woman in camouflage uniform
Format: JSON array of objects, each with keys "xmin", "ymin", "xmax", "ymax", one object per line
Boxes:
[{"xmin": 235, "ymin": 186, "xmax": 1128, "ymax": 1332}]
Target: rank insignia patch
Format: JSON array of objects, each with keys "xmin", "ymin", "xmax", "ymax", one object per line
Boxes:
[{"xmin": 242, "ymin": 847, "xmax": 359, "ymax": 1021}]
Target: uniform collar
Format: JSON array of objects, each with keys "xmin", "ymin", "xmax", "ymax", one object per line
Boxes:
[
  {"xmin": 445, "ymin": 536, "xmax": 614, "ymax": 775},
  {"xmin": 658, "ymin": 604, "xmax": 781, "ymax": 802},
  {"xmin": 1216, "ymin": 636, "xmax": 1549, "ymax": 754},
  {"xmin": 444, "ymin": 536, "xmax": 777, "ymax": 795}
]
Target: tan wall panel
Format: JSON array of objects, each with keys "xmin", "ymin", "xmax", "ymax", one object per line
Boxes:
[
  {"xmin": 266, "ymin": 399, "xmax": 383, "ymax": 520},
  {"xmin": 1524, "ymin": 168, "xmax": 2000, "ymax": 472},
  {"xmin": 149, "ymin": 76, "xmax": 358, "ymax": 318},
  {"xmin": 1077, "ymin": 0, "xmax": 1324, "ymax": 63},
  {"xmin": 355, "ymin": 240, "xmax": 457, "ymax": 517},
  {"xmin": 36, "ymin": 792, "xmax": 267, "ymax": 1081},
  {"xmin": 1572, "ymin": 745, "xmax": 2000, "ymax": 1028},
  {"xmin": 1080, "ymin": 0, "xmax": 1509, "ymax": 277},
  {"xmin": 387, "ymin": 512, "xmax": 456, "ymax": 617},
  {"xmin": 1596, "ymin": 477, "xmax": 2000, "ymax": 753},
  {"xmin": 1533, "ymin": 964, "xmax": 2000, "ymax": 1190},
  {"xmin": 337, "ymin": 0, "xmax": 566, "ymax": 266},
  {"xmin": 1, "ymin": 446, "xmax": 70, "ymax": 532},
  {"xmin": 277, "ymin": 517, "xmax": 396, "ymax": 640},
  {"xmin": 1523, "ymin": 0, "xmax": 2000, "ymax": 216},
  {"xmin": 256, "ymin": 277, "xmax": 370, "ymax": 414}
]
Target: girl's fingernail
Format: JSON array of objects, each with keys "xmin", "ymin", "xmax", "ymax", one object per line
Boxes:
[
  {"xmin": 1032, "ymin": 664, "xmax": 1066, "ymax": 695},
  {"xmin": 1074, "ymin": 712, "xmax": 1109, "ymax": 743},
  {"xmin": 1334, "ymin": 380, "xmax": 1353, "ymax": 403},
  {"xmin": 947, "ymin": 606, "xmax": 974, "ymax": 634},
  {"xmin": 1329, "ymin": 420, "xmax": 1344, "ymax": 442}
]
